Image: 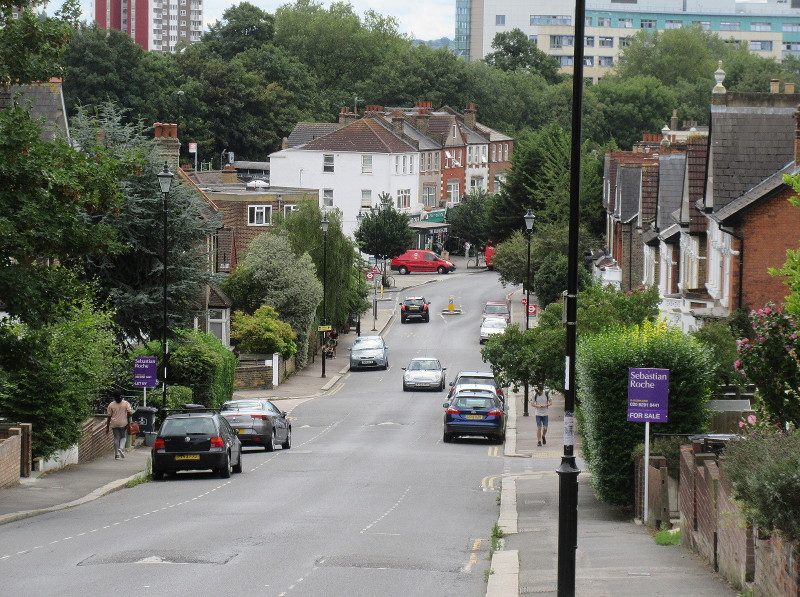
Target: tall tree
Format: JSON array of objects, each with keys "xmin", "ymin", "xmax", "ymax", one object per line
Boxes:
[
  {"xmin": 353, "ymin": 193, "xmax": 415, "ymax": 262},
  {"xmin": 483, "ymin": 29, "xmax": 561, "ymax": 84},
  {"xmin": 447, "ymin": 189, "xmax": 490, "ymax": 251},
  {"xmin": 201, "ymin": 2, "xmax": 275, "ymax": 60}
]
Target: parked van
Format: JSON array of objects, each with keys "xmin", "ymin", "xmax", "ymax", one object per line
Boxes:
[{"xmin": 390, "ymin": 250, "xmax": 456, "ymax": 275}]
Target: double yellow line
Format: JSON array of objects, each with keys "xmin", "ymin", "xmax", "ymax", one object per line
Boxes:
[{"xmin": 481, "ymin": 470, "xmax": 557, "ymax": 491}]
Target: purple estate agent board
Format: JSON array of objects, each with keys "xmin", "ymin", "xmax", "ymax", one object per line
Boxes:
[
  {"xmin": 627, "ymin": 368, "xmax": 669, "ymax": 422},
  {"xmin": 133, "ymin": 356, "xmax": 158, "ymax": 388}
]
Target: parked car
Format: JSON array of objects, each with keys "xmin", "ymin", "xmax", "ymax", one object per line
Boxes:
[
  {"xmin": 349, "ymin": 335, "xmax": 389, "ymax": 370},
  {"xmin": 479, "ymin": 317, "xmax": 508, "ymax": 343},
  {"xmin": 220, "ymin": 399, "xmax": 291, "ymax": 451},
  {"xmin": 442, "ymin": 392, "xmax": 506, "ymax": 443},
  {"xmin": 402, "ymin": 357, "xmax": 446, "ymax": 391},
  {"xmin": 390, "ymin": 250, "xmax": 456, "ymax": 275},
  {"xmin": 482, "ymin": 301, "xmax": 510, "ymax": 323},
  {"xmin": 400, "ymin": 296, "xmax": 431, "ymax": 323},
  {"xmin": 448, "ymin": 371, "xmax": 505, "ymax": 403},
  {"xmin": 151, "ymin": 412, "xmax": 243, "ymax": 480}
]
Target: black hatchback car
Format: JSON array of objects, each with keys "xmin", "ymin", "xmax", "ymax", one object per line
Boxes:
[
  {"xmin": 400, "ymin": 296, "xmax": 430, "ymax": 323},
  {"xmin": 151, "ymin": 412, "xmax": 243, "ymax": 480}
]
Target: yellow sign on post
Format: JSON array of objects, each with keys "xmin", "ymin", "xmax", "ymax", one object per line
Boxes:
[
  {"xmin": 448, "ymin": 297, "xmax": 455, "ymax": 311},
  {"xmin": 318, "ymin": 325, "xmax": 332, "ymax": 332}
]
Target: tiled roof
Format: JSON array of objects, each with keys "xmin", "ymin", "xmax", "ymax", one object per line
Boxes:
[
  {"xmin": 400, "ymin": 121, "xmax": 441, "ymax": 150},
  {"xmin": 459, "ymin": 122, "xmax": 489, "ymax": 144},
  {"xmin": 1, "ymin": 81, "xmax": 68, "ymax": 141},
  {"xmin": 713, "ymin": 161, "xmax": 800, "ymax": 223},
  {"xmin": 287, "ymin": 122, "xmax": 343, "ymax": 148},
  {"xmin": 427, "ymin": 113, "xmax": 458, "ymax": 137},
  {"xmin": 657, "ymin": 153, "xmax": 686, "ymax": 231},
  {"xmin": 615, "ymin": 164, "xmax": 641, "ymax": 223},
  {"xmin": 710, "ymin": 104, "xmax": 795, "ymax": 211},
  {"xmin": 299, "ymin": 118, "xmax": 415, "ymax": 153}
]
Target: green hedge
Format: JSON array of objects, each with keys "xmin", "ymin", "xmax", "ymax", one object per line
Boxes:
[{"xmin": 576, "ymin": 321, "xmax": 712, "ymax": 506}]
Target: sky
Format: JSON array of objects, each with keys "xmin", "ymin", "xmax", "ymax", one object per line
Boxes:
[{"xmin": 79, "ymin": 0, "xmax": 456, "ymax": 42}]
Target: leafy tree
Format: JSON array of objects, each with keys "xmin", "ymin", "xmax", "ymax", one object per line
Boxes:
[
  {"xmin": 0, "ymin": 300, "xmax": 123, "ymax": 458},
  {"xmin": 68, "ymin": 103, "xmax": 220, "ymax": 345},
  {"xmin": 222, "ymin": 229, "xmax": 322, "ymax": 368},
  {"xmin": 201, "ymin": 2, "xmax": 275, "ymax": 60},
  {"xmin": 353, "ymin": 193, "xmax": 415, "ymax": 263},
  {"xmin": 481, "ymin": 324, "xmax": 564, "ymax": 393},
  {"xmin": 483, "ymin": 29, "xmax": 561, "ymax": 83},
  {"xmin": 447, "ymin": 189, "xmax": 490, "ymax": 253},
  {"xmin": 533, "ymin": 254, "xmax": 592, "ymax": 307},
  {"xmin": 231, "ymin": 305, "xmax": 297, "ymax": 357},
  {"xmin": 690, "ymin": 320, "xmax": 744, "ymax": 389}
]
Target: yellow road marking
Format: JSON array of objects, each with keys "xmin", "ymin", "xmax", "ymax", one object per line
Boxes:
[{"xmin": 481, "ymin": 470, "xmax": 558, "ymax": 490}]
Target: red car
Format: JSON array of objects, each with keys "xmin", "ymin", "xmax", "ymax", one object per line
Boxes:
[{"xmin": 391, "ymin": 250, "xmax": 456, "ymax": 275}]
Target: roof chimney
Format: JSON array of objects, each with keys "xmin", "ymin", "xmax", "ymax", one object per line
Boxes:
[
  {"xmin": 153, "ymin": 122, "xmax": 180, "ymax": 174},
  {"xmin": 391, "ymin": 110, "xmax": 404, "ymax": 137},
  {"xmin": 770, "ymin": 79, "xmax": 780, "ymax": 94},
  {"xmin": 464, "ymin": 103, "xmax": 477, "ymax": 129},
  {"xmin": 414, "ymin": 108, "xmax": 430, "ymax": 135},
  {"xmin": 786, "ymin": 82, "xmax": 796, "ymax": 94},
  {"xmin": 221, "ymin": 163, "xmax": 238, "ymax": 184},
  {"xmin": 670, "ymin": 109, "xmax": 678, "ymax": 131},
  {"xmin": 339, "ymin": 107, "xmax": 358, "ymax": 125}
]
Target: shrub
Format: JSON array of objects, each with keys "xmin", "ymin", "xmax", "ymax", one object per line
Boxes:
[
  {"xmin": 722, "ymin": 424, "xmax": 800, "ymax": 541},
  {"xmin": 577, "ymin": 320, "xmax": 713, "ymax": 506},
  {"xmin": 691, "ymin": 320, "xmax": 744, "ymax": 389},
  {"xmin": 230, "ymin": 305, "xmax": 297, "ymax": 358},
  {"xmin": 169, "ymin": 330, "xmax": 237, "ymax": 407}
]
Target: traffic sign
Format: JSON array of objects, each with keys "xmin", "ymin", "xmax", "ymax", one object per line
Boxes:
[
  {"xmin": 371, "ymin": 265, "xmax": 381, "ymax": 274},
  {"xmin": 528, "ymin": 304, "xmax": 538, "ymax": 315},
  {"xmin": 318, "ymin": 325, "xmax": 332, "ymax": 332},
  {"xmin": 366, "ymin": 272, "xmax": 374, "ymax": 280},
  {"xmin": 522, "ymin": 297, "xmax": 528, "ymax": 306}
]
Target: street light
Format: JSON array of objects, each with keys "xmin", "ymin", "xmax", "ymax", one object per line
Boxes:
[
  {"xmin": 321, "ymin": 215, "xmax": 330, "ymax": 379},
  {"xmin": 370, "ymin": 204, "xmax": 381, "ymax": 331},
  {"xmin": 156, "ymin": 162, "xmax": 174, "ymax": 422},
  {"xmin": 523, "ymin": 209, "xmax": 535, "ymax": 417}
]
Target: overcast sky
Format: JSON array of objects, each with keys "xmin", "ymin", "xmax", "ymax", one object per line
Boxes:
[{"xmin": 80, "ymin": 0, "xmax": 455, "ymax": 42}]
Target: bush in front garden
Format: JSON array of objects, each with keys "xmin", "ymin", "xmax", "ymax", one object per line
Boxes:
[{"xmin": 577, "ymin": 321, "xmax": 713, "ymax": 507}]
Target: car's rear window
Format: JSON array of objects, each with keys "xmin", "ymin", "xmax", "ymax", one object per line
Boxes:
[
  {"xmin": 405, "ymin": 299, "xmax": 425, "ymax": 305},
  {"xmin": 162, "ymin": 417, "xmax": 216, "ymax": 435},
  {"xmin": 457, "ymin": 376, "xmax": 496, "ymax": 386},
  {"xmin": 221, "ymin": 401, "xmax": 263, "ymax": 411},
  {"xmin": 454, "ymin": 397, "xmax": 496, "ymax": 409},
  {"xmin": 484, "ymin": 305, "xmax": 509, "ymax": 314}
]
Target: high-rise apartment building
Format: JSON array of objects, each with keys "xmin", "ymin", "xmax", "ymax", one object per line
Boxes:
[
  {"xmin": 95, "ymin": 0, "xmax": 203, "ymax": 53},
  {"xmin": 456, "ymin": 0, "xmax": 800, "ymax": 82}
]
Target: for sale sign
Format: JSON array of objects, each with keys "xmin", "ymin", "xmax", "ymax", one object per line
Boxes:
[
  {"xmin": 627, "ymin": 368, "xmax": 669, "ymax": 422},
  {"xmin": 133, "ymin": 356, "xmax": 158, "ymax": 388}
]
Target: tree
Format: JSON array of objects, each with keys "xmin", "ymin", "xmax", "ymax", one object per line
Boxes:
[
  {"xmin": 201, "ymin": 2, "xmax": 275, "ymax": 60},
  {"xmin": 353, "ymin": 193, "xmax": 415, "ymax": 262},
  {"xmin": 483, "ymin": 29, "xmax": 561, "ymax": 83},
  {"xmin": 231, "ymin": 305, "xmax": 297, "ymax": 357},
  {"xmin": 68, "ymin": 103, "xmax": 221, "ymax": 345},
  {"xmin": 447, "ymin": 189, "xmax": 490, "ymax": 253},
  {"xmin": 533, "ymin": 254, "xmax": 591, "ymax": 307}
]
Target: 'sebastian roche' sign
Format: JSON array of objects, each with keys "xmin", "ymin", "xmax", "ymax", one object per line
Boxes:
[{"xmin": 627, "ymin": 368, "xmax": 669, "ymax": 422}]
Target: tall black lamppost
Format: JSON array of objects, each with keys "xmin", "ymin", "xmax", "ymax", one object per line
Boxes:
[
  {"xmin": 356, "ymin": 210, "xmax": 365, "ymax": 337},
  {"xmin": 371, "ymin": 204, "xmax": 380, "ymax": 331},
  {"xmin": 523, "ymin": 208, "xmax": 535, "ymax": 417},
  {"xmin": 156, "ymin": 162, "xmax": 174, "ymax": 421},
  {"xmin": 321, "ymin": 215, "xmax": 329, "ymax": 378}
]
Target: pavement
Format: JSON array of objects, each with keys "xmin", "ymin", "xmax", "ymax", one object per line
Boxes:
[{"xmin": 0, "ymin": 254, "xmax": 739, "ymax": 596}]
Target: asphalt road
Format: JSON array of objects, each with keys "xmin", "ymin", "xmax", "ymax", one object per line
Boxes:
[{"xmin": 0, "ymin": 270, "xmax": 513, "ymax": 597}]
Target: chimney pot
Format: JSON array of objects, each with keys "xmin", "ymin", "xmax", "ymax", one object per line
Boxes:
[
  {"xmin": 154, "ymin": 122, "xmax": 163, "ymax": 138},
  {"xmin": 786, "ymin": 82, "xmax": 796, "ymax": 94},
  {"xmin": 771, "ymin": 79, "xmax": 780, "ymax": 94}
]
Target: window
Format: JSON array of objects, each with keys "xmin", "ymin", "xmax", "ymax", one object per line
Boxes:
[
  {"xmin": 422, "ymin": 185, "xmax": 437, "ymax": 207},
  {"xmin": 584, "ymin": 36, "xmax": 595, "ymax": 47},
  {"xmin": 550, "ymin": 35, "xmax": 574, "ymax": 48},
  {"xmin": 529, "ymin": 35, "xmax": 538, "ymax": 45},
  {"xmin": 784, "ymin": 41, "xmax": 800, "ymax": 51},
  {"xmin": 180, "ymin": 9, "xmax": 186, "ymax": 15},
  {"xmin": 467, "ymin": 146, "xmax": 474, "ymax": 164},
  {"xmin": 491, "ymin": 145, "xmax": 496, "ymax": 162},
  {"xmin": 556, "ymin": 55, "xmax": 574, "ymax": 67},
  {"xmin": 361, "ymin": 154, "xmax": 372, "ymax": 174},
  {"xmin": 322, "ymin": 189, "xmax": 333, "ymax": 207},
  {"xmin": 619, "ymin": 36, "xmax": 632, "ymax": 48},
  {"xmin": 750, "ymin": 22, "xmax": 771, "ymax": 32},
  {"xmin": 584, "ymin": 56, "xmax": 594, "ymax": 67},
  {"xmin": 640, "ymin": 19, "xmax": 656, "ymax": 29},
  {"xmin": 504, "ymin": 144, "xmax": 509, "ymax": 161},
  {"xmin": 395, "ymin": 155, "xmax": 401, "ymax": 174},
  {"xmin": 248, "ymin": 205, "xmax": 271, "ymax": 226},
  {"xmin": 750, "ymin": 40, "xmax": 773, "ymax": 51},
  {"xmin": 447, "ymin": 181, "xmax": 460, "ymax": 203},
  {"xmin": 496, "ymin": 14, "xmax": 505, "ymax": 25},
  {"xmin": 585, "ymin": 17, "xmax": 592, "ymax": 27},
  {"xmin": 665, "ymin": 20, "xmax": 682, "ymax": 29},
  {"xmin": 397, "ymin": 189, "xmax": 411, "ymax": 209},
  {"xmin": 598, "ymin": 16, "xmax": 611, "ymax": 27},
  {"xmin": 361, "ymin": 190, "xmax": 372, "ymax": 208},
  {"xmin": 720, "ymin": 22, "xmax": 740, "ymax": 31},
  {"xmin": 470, "ymin": 176, "xmax": 483, "ymax": 190},
  {"xmin": 619, "ymin": 18, "xmax": 633, "ymax": 28},
  {"xmin": 402, "ymin": 155, "xmax": 408, "ymax": 173},
  {"xmin": 693, "ymin": 21, "xmax": 711, "ymax": 31},
  {"xmin": 283, "ymin": 204, "xmax": 298, "ymax": 217},
  {"xmin": 323, "ymin": 154, "xmax": 334, "ymax": 172},
  {"xmin": 599, "ymin": 56, "xmax": 614, "ymax": 67},
  {"xmin": 600, "ymin": 36, "xmax": 614, "ymax": 47},
  {"xmin": 409, "ymin": 155, "xmax": 414, "ymax": 174},
  {"xmin": 530, "ymin": 15, "xmax": 571, "ymax": 26},
  {"xmin": 783, "ymin": 23, "xmax": 800, "ymax": 32}
]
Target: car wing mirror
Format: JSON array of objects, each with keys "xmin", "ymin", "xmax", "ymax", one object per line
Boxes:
[
  {"xmin": 442, "ymin": 403, "xmax": 449, "ymax": 408},
  {"xmin": 401, "ymin": 367, "xmax": 406, "ymax": 371}
]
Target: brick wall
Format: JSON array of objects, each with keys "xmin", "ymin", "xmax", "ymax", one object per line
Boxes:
[
  {"xmin": 717, "ymin": 469, "xmax": 754, "ymax": 587},
  {"xmin": 694, "ymin": 456, "xmax": 720, "ymax": 567},
  {"xmin": 0, "ymin": 429, "xmax": 21, "ymax": 489},
  {"xmin": 754, "ymin": 533, "xmax": 800, "ymax": 597},
  {"xmin": 78, "ymin": 415, "xmax": 114, "ymax": 463},
  {"xmin": 234, "ymin": 365, "xmax": 273, "ymax": 389},
  {"xmin": 0, "ymin": 422, "xmax": 32, "ymax": 476}
]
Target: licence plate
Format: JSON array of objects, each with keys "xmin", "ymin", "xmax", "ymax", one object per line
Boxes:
[
  {"xmin": 174, "ymin": 454, "xmax": 200, "ymax": 460},
  {"xmin": 238, "ymin": 429, "xmax": 247, "ymax": 434},
  {"xmin": 362, "ymin": 360, "xmax": 375, "ymax": 365},
  {"xmin": 465, "ymin": 414, "xmax": 483, "ymax": 420}
]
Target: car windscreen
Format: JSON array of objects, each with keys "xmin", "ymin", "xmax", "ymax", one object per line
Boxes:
[
  {"xmin": 353, "ymin": 339, "xmax": 383, "ymax": 349},
  {"xmin": 454, "ymin": 397, "xmax": 497, "ymax": 410},
  {"xmin": 484, "ymin": 305, "xmax": 508, "ymax": 314},
  {"xmin": 408, "ymin": 360, "xmax": 438, "ymax": 370},
  {"xmin": 161, "ymin": 417, "xmax": 216, "ymax": 435}
]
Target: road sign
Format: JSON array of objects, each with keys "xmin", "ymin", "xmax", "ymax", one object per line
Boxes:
[
  {"xmin": 371, "ymin": 265, "xmax": 381, "ymax": 274},
  {"xmin": 318, "ymin": 325, "xmax": 332, "ymax": 332},
  {"xmin": 188, "ymin": 142, "xmax": 197, "ymax": 153},
  {"xmin": 133, "ymin": 356, "xmax": 157, "ymax": 388},
  {"xmin": 627, "ymin": 368, "xmax": 669, "ymax": 422},
  {"xmin": 366, "ymin": 272, "xmax": 374, "ymax": 280},
  {"xmin": 522, "ymin": 297, "xmax": 528, "ymax": 306},
  {"xmin": 528, "ymin": 304, "xmax": 538, "ymax": 315}
]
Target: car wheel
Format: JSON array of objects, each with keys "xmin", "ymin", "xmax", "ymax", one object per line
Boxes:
[
  {"xmin": 152, "ymin": 467, "xmax": 165, "ymax": 481},
  {"xmin": 443, "ymin": 431, "xmax": 454, "ymax": 443},
  {"xmin": 383, "ymin": 361, "xmax": 389, "ymax": 370},
  {"xmin": 437, "ymin": 266, "xmax": 446, "ymax": 274},
  {"xmin": 281, "ymin": 427, "xmax": 292, "ymax": 450},
  {"xmin": 232, "ymin": 449, "xmax": 243, "ymax": 474},
  {"xmin": 265, "ymin": 429, "xmax": 276, "ymax": 452},
  {"xmin": 399, "ymin": 266, "xmax": 409, "ymax": 275},
  {"xmin": 423, "ymin": 316, "xmax": 429, "ymax": 322},
  {"xmin": 219, "ymin": 452, "xmax": 232, "ymax": 478},
  {"xmin": 403, "ymin": 383, "xmax": 409, "ymax": 391},
  {"xmin": 440, "ymin": 380, "xmax": 446, "ymax": 391},
  {"xmin": 401, "ymin": 317, "xmax": 407, "ymax": 324}
]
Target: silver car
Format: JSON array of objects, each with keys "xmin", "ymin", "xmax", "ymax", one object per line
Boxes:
[
  {"xmin": 349, "ymin": 335, "xmax": 389, "ymax": 370},
  {"xmin": 480, "ymin": 317, "xmax": 508, "ymax": 343},
  {"xmin": 220, "ymin": 399, "xmax": 291, "ymax": 452},
  {"xmin": 402, "ymin": 357, "xmax": 446, "ymax": 391}
]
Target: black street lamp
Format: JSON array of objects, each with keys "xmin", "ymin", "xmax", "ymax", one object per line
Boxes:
[
  {"xmin": 523, "ymin": 209, "xmax": 535, "ymax": 417},
  {"xmin": 321, "ymin": 215, "xmax": 329, "ymax": 378},
  {"xmin": 371, "ymin": 204, "xmax": 381, "ymax": 331},
  {"xmin": 156, "ymin": 162, "xmax": 174, "ymax": 422}
]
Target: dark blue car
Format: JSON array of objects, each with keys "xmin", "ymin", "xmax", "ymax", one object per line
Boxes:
[{"xmin": 442, "ymin": 392, "xmax": 506, "ymax": 443}]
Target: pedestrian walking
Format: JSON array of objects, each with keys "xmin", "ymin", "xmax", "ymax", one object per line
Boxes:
[
  {"xmin": 106, "ymin": 390, "xmax": 133, "ymax": 459},
  {"xmin": 330, "ymin": 328, "xmax": 339, "ymax": 357},
  {"xmin": 532, "ymin": 385, "xmax": 552, "ymax": 447}
]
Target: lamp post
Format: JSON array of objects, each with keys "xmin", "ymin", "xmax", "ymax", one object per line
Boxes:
[
  {"xmin": 321, "ymin": 215, "xmax": 329, "ymax": 378},
  {"xmin": 371, "ymin": 204, "xmax": 380, "ymax": 331},
  {"xmin": 523, "ymin": 209, "xmax": 535, "ymax": 417},
  {"xmin": 156, "ymin": 162, "xmax": 174, "ymax": 421}
]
